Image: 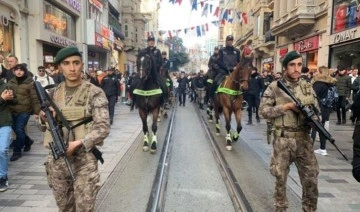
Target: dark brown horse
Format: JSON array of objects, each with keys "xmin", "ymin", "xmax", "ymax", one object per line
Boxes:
[
  {"xmin": 157, "ymin": 66, "xmax": 171, "ymax": 121},
  {"xmin": 205, "ymin": 68, "xmax": 217, "ymax": 122},
  {"xmin": 133, "ymin": 51, "xmax": 162, "ymax": 153},
  {"xmin": 213, "ymin": 58, "xmax": 253, "ymax": 150}
]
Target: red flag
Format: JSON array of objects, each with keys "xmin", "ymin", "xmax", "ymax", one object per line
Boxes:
[
  {"xmin": 200, "ymin": 1, "xmax": 204, "ymax": 7},
  {"xmin": 168, "ymin": 31, "xmax": 172, "ymax": 39},
  {"xmin": 214, "ymin": 6, "xmax": 219, "ymax": 17},
  {"xmin": 241, "ymin": 12, "xmax": 248, "ymax": 24},
  {"xmin": 175, "ymin": 0, "xmax": 182, "ymax": 5},
  {"xmin": 205, "ymin": 23, "xmax": 209, "ymax": 31}
]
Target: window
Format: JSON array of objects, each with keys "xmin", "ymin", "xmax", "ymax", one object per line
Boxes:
[
  {"xmin": 43, "ymin": 2, "xmax": 76, "ymax": 39},
  {"xmin": 0, "ymin": 19, "xmax": 14, "ymax": 58}
]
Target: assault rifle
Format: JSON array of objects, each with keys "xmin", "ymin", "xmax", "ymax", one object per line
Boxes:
[
  {"xmin": 34, "ymin": 81, "xmax": 76, "ymax": 181},
  {"xmin": 277, "ymin": 80, "xmax": 349, "ymax": 161}
]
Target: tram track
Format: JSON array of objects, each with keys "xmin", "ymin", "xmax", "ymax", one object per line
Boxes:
[
  {"xmin": 195, "ymin": 106, "xmax": 253, "ymax": 212},
  {"xmin": 146, "ymin": 104, "xmax": 177, "ymax": 212}
]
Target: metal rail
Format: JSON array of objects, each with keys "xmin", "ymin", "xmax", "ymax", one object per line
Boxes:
[
  {"xmin": 147, "ymin": 104, "xmax": 177, "ymax": 212},
  {"xmin": 195, "ymin": 106, "xmax": 253, "ymax": 212}
]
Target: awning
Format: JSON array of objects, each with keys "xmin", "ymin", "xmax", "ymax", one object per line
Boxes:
[{"xmin": 113, "ymin": 28, "xmax": 125, "ymax": 40}]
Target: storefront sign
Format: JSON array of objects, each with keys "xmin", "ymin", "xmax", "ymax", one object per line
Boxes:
[
  {"xmin": 262, "ymin": 57, "xmax": 273, "ymax": 63},
  {"xmin": 61, "ymin": 0, "xmax": 81, "ymax": 12},
  {"xmin": 279, "ymin": 48, "xmax": 288, "ymax": 57},
  {"xmin": 333, "ymin": 29, "xmax": 357, "ymax": 44},
  {"xmin": 294, "ymin": 36, "xmax": 319, "ymax": 52},
  {"xmin": 89, "ymin": 0, "xmax": 103, "ymax": 12},
  {"xmin": 50, "ymin": 34, "xmax": 77, "ymax": 47},
  {"xmin": 95, "ymin": 33, "xmax": 110, "ymax": 50},
  {"xmin": 113, "ymin": 38, "xmax": 123, "ymax": 51}
]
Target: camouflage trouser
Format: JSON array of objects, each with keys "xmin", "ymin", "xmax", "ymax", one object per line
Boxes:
[
  {"xmin": 270, "ymin": 131, "xmax": 319, "ymax": 211},
  {"xmin": 45, "ymin": 149, "xmax": 100, "ymax": 212}
]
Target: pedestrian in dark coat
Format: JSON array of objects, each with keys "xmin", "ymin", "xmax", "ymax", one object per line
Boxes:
[
  {"xmin": 312, "ymin": 66, "xmax": 337, "ymax": 156},
  {"xmin": 100, "ymin": 68, "xmax": 120, "ymax": 125},
  {"xmin": 245, "ymin": 67, "xmax": 263, "ymax": 124},
  {"xmin": 335, "ymin": 65, "xmax": 351, "ymax": 124}
]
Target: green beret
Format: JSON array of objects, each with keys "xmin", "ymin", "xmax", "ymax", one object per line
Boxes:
[
  {"xmin": 282, "ymin": 50, "xmax": 302, "ymax": 67},
  {"xmin": 54, "ymin": 46, "xmax": 82, "ymax": 64}
]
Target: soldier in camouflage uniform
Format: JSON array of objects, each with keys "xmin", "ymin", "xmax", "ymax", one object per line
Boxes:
[
  {"xmin": 40, "ymin": 46, "xmax": 110, "ymax": 212},
  {"xmin": 259, "ymin": 50, "xmax": 320, "ymax": 211}
]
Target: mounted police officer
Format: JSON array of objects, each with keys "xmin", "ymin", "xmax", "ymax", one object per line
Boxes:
[
  {"xmin": 161, "ymin": 51, "xmax": 173, "ymax": 108},
  {"xmin": 139, "ymin": 36, "xmax": 168, "ymax": 105},
  {"xmin": 211, "ymin": 35, "xmax": 241, "ymax": 96}
]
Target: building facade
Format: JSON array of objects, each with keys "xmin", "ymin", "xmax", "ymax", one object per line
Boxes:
[
  {"xmin": 327, "ymin": 0, "xmax": 360, "ymax": 70},
  {"xmin": 271, "ymin": 0, "xmax": 328, "ymax": 72}
]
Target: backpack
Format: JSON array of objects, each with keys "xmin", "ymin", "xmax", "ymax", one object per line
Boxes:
[{"xmin": 320, "ymin": 85, "xmax": 338, "ymax": 108}]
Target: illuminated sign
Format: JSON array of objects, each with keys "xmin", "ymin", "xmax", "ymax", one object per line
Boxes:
[
  {"xmin": 61, "ymin": 0, "xmax": 81, "ymax": 12},
  {"xmin": 50, "ymin": 34, "xmax": 77, "ymax": 47},
  {"xmin": 294, "ymin": 36, "xmax": 319, "ymax": 52}
]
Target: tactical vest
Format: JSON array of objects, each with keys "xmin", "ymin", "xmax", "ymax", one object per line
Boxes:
[
  {"xmin": 271, "ymin": 78, "xmax": 316, "ymax": 130},
  {"xmin": 222, "ymin": 48, "xmax": 238, "ymax": 69},
  {"xmin": 43, "ymin": 82, "xmax": 93, "ymax": 148}
]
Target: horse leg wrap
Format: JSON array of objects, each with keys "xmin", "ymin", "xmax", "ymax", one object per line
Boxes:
[
  {"xmin": 232, "ymin": 131, "xmax": 239, "ymax": 142},
  {"xmin": 143, "ymin": 134, "xmax": 149, "ymax": 152},
  {"xmin": 216, "ymin": 123, "xmax": 220, "ymax": 135},
  {"xmin": 225, "ymin": 133, "xmax": 232, "ymax": 151},
  {"xmin": 150, "ymin": 135, "xmax": 157, "ymax": 153}
]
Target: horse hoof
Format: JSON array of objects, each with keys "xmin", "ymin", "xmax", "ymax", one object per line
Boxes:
[
  {"xmin": 226, "ymin": 140, "xmax": 232, "ymax": 151},
  {"xmin": 216, "ymin": 133, "xmax": 220, "ymax": 136},
  {"xmin": 208, "ymin": 119, "xmax": 213, "ymax": 123},
  {"xmin": 226, "ymin": 145, "xmax": 232, "ymax": 151},
  {"xmin": 150, "ymin": 142, "xmax": 157, "ymax": 154},
  {"xmin": 157, "ymin": 117, "xmax": 161, "ymax": 122},
  {"xmin": 143, "ymin": 146, "xmax": 149, "ymax": 152}
]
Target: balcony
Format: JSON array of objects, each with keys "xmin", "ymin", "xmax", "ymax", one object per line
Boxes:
[{"xmin": 271, "ymin": 1, "xmax": 326, "ymax": 38}]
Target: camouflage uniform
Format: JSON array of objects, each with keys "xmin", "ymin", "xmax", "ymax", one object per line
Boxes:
[
  {"xmin": 44, "ymin": 81, "xmax": 110, "ymax": 212},
  {"xmin": 259, "ymin": 77, "xmax": 320, "ymax": 211}
]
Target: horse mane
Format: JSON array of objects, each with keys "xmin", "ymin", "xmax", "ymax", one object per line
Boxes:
[{"xmin": 137, "ymin": 50, "xmax": 157, "ymax": 80}]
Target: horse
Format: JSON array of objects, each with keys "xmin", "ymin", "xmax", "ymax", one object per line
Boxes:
[
  {"xmin": 205, "ymin": 68, "xmax": 217, "ymax": 122},
  {"xmin": 157, "ymin": 66, "xmax": 172, "ymax": 121},
  {"xmin": 133, "ymin": 51, "xmax": 163, "ymax": 153},
  {"xmin": 213, "ymin": 58, "xmax": 253, "ymax": 151}
]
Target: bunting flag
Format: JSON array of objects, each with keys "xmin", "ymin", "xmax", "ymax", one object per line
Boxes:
[
  {"xmin": 160, "ymin": 1, "xmax": 248, "ymax": 25},
  {"xmin": 191, "ymin": 0, "xmax": 197, "ymax": 11},
  {"xmin": 196, "ymin": 26, "xmax": 201, "ymax": 37},
  {"xmin": 201, "ymin": 4, "xmax": 208, "ymax": 17}
]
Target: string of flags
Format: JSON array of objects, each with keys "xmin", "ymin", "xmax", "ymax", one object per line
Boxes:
[
  {"xmin": 155, "ymin": 0, "xmax": 248, "ymax": 38},
  {"xmin": 164, "ymin": 0, "xmax": 248, "ymax": 24}
]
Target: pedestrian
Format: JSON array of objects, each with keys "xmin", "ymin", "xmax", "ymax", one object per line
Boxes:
[
  {"xmin": 177, "ymin": 71, "xmax": 189, "ymax": 106},
  {"xmin": 193, "ymin": 70, "xmax": 207, "ymax": 109},
  {"xmin": 0, "ymin": 79, "xmax": 17, "ymax": 191},
  {"xmin": 262, "ymin": 69, "xmax": 273, "ymax": 92},
  {"xmin": 335, "ymin": 65, "xmax": 351, "ymax": 125},
  {"xmin": 259, "ymin": 50, "xmax": 320, "ymax": 211},
  {"xmin": 8, "ymin": 64, "xmax": 40, "ymax": 161},
  {"xmin": 312, "ymin": 66, "xmax": 337, "ymax": 156},
  {"xmin": 34, "ymin": 66, "xmax": 55, "ymax": 87},
  {"xmin": 39, "ymin": 46, "xmax": 110, "ymax": 211},
  {"xmin": 246, "ymin": 67, "xmax": 263, "ymax": 124},
  {"xmin": 100, "ymin": 67, "xmax": 120, "ymax": 125},
  {"xmin": 88, "ymin": 70, "xmax": 100, "ymax": 86},
  {"xmin": 0, "ymin": 54, "xmax": 17, "ymax": 82},
  {"xmin": 299, "ymin": 66, "xmax": 311, "ymax": 82}
]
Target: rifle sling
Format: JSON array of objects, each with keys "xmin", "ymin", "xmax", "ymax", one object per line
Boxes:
[{"xmin": 44, "ymin": 91, "xmax": 104, "ymax": 164}]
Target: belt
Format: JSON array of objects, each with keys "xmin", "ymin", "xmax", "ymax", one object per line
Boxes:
[{"xmin": 274, "ymin": 129, "xmax": 307, "ymax": 138}]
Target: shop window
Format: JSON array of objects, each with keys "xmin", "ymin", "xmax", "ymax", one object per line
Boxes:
[
  {"xmin": 330, "ymin": 43, "xmax": 360, "ymax": 69},
  {"xmin": 0, "ymin": 20, "xmax": 14, "ymax": 59},
  {"xmin": 307, "ymin": 51, "xmax": 318, "ymax": 72},
  {"xmin": 43, "ymin": 1, "xmax": 76, "ymax": 39},
  {"xmin": 332, "ymin": 0, "xmax": 360, "ymax": 33}
]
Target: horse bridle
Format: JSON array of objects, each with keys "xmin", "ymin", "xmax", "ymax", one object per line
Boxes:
[{"xmin": 138, "ymin": 54, "xmax": 152, "ymax": 79}]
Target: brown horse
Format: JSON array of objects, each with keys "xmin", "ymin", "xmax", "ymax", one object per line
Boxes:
[
  {"xmin": 133, "ymin": 51, "xmax": 162, "ymax": 153},
  {"xmin": 213, "ymin": 59, "xmax": 253, "ymax": 150},
  {"xmin": 157, "ymin": 66, "xmax": 172, "ymax": 121}
]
